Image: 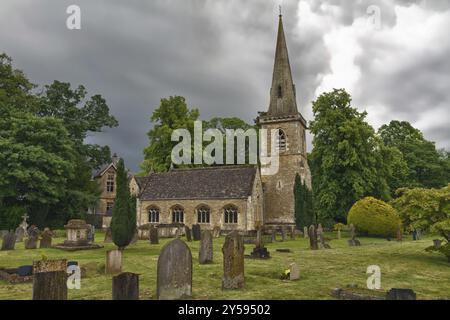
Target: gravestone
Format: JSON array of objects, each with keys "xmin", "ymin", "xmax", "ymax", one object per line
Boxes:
[
  {"xmin": 386, "ymin": 288, "xmax": 416, "ymax": 300},
  {"xmin": 39, "ymin": 228, "xmax": 53, "ymax": 248},
  {"xmin": 157, "ymin": 239, "xmax": 192, "ymax": 300},
  {"xmin": 185, "ymin": 226, "xmax": 192, "ymax": 242},
  {"xmin": 289, "ymin": 263, "xmax": 300, "ymax": 281},
  {"xmin": 222, "ymin": 231, "xmax": 245, "ymax": 289},
  {"xmin": 32, "ymin": 259, "xmax": 68, "ymax": 300},
  {"xmin": 396, "ymin": 228, "xmax": 403, "ymax": 242},
  {"xmin": 199, "ymin": 230, "xmax": 213, "ymax": 264},
  {"xmin": 317, "ymin": 224, "xmax": 331, "ymax": 249},
  {"xmin": 348, "ymin": 224, "xmax": 361, "ymax": 246},
  {"xmin": 192, "ymin": 224, "xmax": 201, "ymax": 241},
  {"xmin": 112, "ymin": 272, "xmax": 139, "ymax": 300},
  {"xmin": 281, "ymin": 228, "xmax": 286, "ymax": 242},
  {"xmin": 250, "ymin": 228, "xmax": 270, "ymax": 259},
  {"xmin": 290, "ymin": 227, "xmax": 296, "ymax": 240},
  {"xmin": 303, "ymin": 226, "xmax": 308, "ymax": 238},
  {"xmin": 86, "ymin": 225, "xmax": 95, "ymax": 243},
  {"xmin": 212, "ymin": 226, "xmax": 221, "ymax": 238},
  {"xmin": 28, "ymin": 225, "xmax": 40, "ymax": 238},
  {"xmin": 1, "ymin": 231, "xmax": 16, "ymax": 251},
  {"xmin": 106, "ymin": 249, "xmax": 123, "ymax": 274},
  {"xmin": 104, "ymin": 227, "xmax": 113, "ymax": 243},
  {"xmin": 308, "ymin": 225, "xmax": 318, "ymax": 250},
  {"xmin": 150, "ymin": 225, "xmax": 159, "ymax": 244},
  {"xmin": 15, "ymin": 227, "xmax": 25, "ymax": 242},
  {"xmin": 25, "ymin": 235, "xmax": 38, "ymax": 249}
]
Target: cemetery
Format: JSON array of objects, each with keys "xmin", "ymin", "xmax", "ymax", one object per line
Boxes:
[{"xmin": 1, "ymin": 226, "xmax": 449, "ymax": 300}]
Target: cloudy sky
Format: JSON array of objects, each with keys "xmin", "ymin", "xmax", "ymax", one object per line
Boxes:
[{"xmin": 1, "ymin": 0, "xmax": 449, "ymax": 171}]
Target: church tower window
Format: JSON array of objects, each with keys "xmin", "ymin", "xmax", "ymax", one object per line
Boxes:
[
  {"xmin": 172, "ymin": 206, "xmax": 184, "ymax": 223},
  {"xmin": 277, "ymin": 129, "xmax": 286, "ymax": 152},
  {"xmin": 148, "ymin": 207, "xmax": 160, "ymax": 223},
  {"xmin": 106, "ymin": 174, "xmax": 114, "ymax": 192},
  {"xmin": 224, "ymin": 205, "xmax": 238, "ymax": 224},
  {"xmin": 197, "ymin": 206, "xmax": 210, "ymax": 224}
]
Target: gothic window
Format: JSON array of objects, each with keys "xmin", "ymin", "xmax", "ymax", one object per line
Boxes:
[
  {"xmin": 277, "ymin": 129, "xmax": 286, "ymax": 152},
  {"xmin": 148, "ymin": 207, "xmax": 160, "ymax": 223},
  {"xmin": 224, "ymin": 205, "xmax": 238, "ymax": 224},
  {"xmin": 197, "ymin": 206, "xmax": 210, "ymax": 224},
  {"xmin": 172, "ymin": 206, "xmax": 184, "ymax": 223},
  {"xmin": 106, "ymin": 174, "xmax": 114, "ymax": 193},
  {"xmin": 277, "ymin": 85, "xmax": 282, "ymax": 98}
]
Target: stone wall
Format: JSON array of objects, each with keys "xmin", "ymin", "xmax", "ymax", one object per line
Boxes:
[{"xmin": 95, "ymin": 166, "xmax": 116, "ymax": 214}]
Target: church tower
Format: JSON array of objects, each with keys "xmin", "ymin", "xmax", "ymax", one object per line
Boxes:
[{"xmin": 257, "ymin": 13, "xmax": 311, "ymax": 230}]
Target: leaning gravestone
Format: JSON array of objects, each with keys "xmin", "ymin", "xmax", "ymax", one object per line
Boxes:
[
  {"xmin": 192, "ymin": 224, "xmax": 201, "ymax": 241},
  {"xmin": 157, "ymin": 239, "xmax": 192, "ymax": 300},
  {"xmin": 25, "ymin": 235, "xmax": 38, "ymax": 249},
  {"xmin": 112, "ymin": 272, "xmax": 139, "ymax": 300},
  {"xmin": 106, "ymin": 249, "xmax": 123, "ymax": 274},
  {"xmin": 199, "ymin": 230, "xmax": 213, "ymax": 264},
  {"xmin": 150, "ymin": 225, "xmax": 159, "ymax": 244},
  {"xmin": 1, "ymin": 231, "xmax": 16, "ymax": 251},
  {"xmin": 15, "ymin": 227, "xmax": 25, "ymax": 242},
  {"xmin": 32, "ymin": 259, "xmax": 68, "ymax": 300},
  {"xmin": 104, "ymin": 227, "xmax": 112, "ymax": 243},
  {"xmin": 308, "ymin": 225, "xmax": 318, "ymax": 250},
  {"xmin": 185, "ymin": 226, "xmax": 192, "ymax": 242},
  {"xmin": 39, "ymin": 228, "xmax": 53, "ymax": 248},
  {"xmin": 222, "ymin": 231, "xmax": 245, "ymax": 289}
]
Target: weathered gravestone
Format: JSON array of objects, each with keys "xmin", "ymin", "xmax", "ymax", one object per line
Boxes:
[
  {"xmin": 86, "ymin": 225, "xmax": 95, "ymax": 243},
  {"xmin": 185, "ymin": 226, "xmax": 192, "ymax": 242},
  {"xmin": 289, "ymin": 263, "xmax": 300, "ymax": 281},
  {"xmin": 222, "ymin": 231, "xmax": 245, "ymax": 289},
  {"xmin": 317, "ymin": 224, "xmax": 331, "ymax": 249},
  {"xmin": 290, "ymin": 227, "xmax": 296, "ymax": 240},
  {"xmin": 1, "ymin": 231, "xmax": 16, "ymax": 251},
  {"xmin": 281, "ymin": 228, "xmax": 286, "ymax": 242},
  {"xmin": 104, "ymin": 227, "xmax": 112, "ymax": 243},
  {"xmin": 15, "ymin": 227, "xmax": 25, "ymax": 242},
  {"xmin": 192, "ymin": 224, "xmax": 201, "ymax": 241},
  {"xmin": 25, "ymin": 235, "xmax": 38, "ymax": 249},
  {"xmin": 303, "ymin": 226, "xmax": 308, "ymax": 238},
  {"xmin": 32, "ymin": 259, "xmax": 68, "ymax": 300},
  {"xmin": 250, "ymin": 227, "xmax": 270, "ymax": 259},
  {"xmin": 39, "ymin": 228, "xmax": 53, "ymax": 248},
  {"xmin": 348, "ymin": 224, "xmax": 361, "ymax": 246},
  {"xmin": 106, "ymin": 249, "xmax": 123, "ymax": 274},
  {"xmin": 112, "ymin": 272, "xmax": 139, "ymax": 300},
  {"xmin": 150, "ymin": 225, "xmax": 159, "ymax": 244},
  {"xmin": 157, "ymin": 239, "xmax": 192, "ymax": 300},
  {"xmin": 308, "ymin": 225, "xmax": 318, "ymax": 250},
  {"xmin": 199, "ymin": 230, "xmax": 213, "ymax": 264},
  {"xmin": 28, "ymin": 225, "xmax": 39, "ymax": 238},
  {"xmin": 212, "ymin": 226, "xmax": 221, "ymax": 238},
  {"xmin": 386, "ymin": 288, "xmax": 416, "ymax": 300}
]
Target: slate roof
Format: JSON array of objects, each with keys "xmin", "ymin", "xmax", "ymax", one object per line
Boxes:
[{"xmin": 139, "ymin": 166, "xmax": 257, "ymax": 201}]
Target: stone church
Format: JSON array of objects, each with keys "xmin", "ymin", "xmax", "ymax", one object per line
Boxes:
[{"xmin": 131, "ymin": 14, "xmax": 311, "ymax": 233}]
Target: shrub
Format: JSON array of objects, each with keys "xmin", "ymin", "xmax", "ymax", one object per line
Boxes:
[{"xmin": 347, "ymin": 197, "xmax": 401, "ymax": 237}]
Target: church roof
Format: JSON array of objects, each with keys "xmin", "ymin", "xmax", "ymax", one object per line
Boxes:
[{"xmin": 139, "ymin": 166, "xmax": 257, "ymax": 201}]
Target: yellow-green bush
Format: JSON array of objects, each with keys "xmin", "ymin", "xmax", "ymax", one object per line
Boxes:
[{"xmin": 347, "ymin": 197, "xmax": 401, "ymax": 237}]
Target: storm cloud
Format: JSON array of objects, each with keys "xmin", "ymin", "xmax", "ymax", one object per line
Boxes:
[{"xmin": 1, "ymin": 0, "xmax": 449, "ymax": 171}]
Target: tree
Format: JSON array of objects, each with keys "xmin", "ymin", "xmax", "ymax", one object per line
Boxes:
[
  {"xmin": 309, "ymin": 89, "xmax": 390, "ymax": 224},
  {"xmin": 140, "ymin": 96, "xmax": 199, "ymax": 174},
  {"xmin": 110, "ymin": 159, "xmax": 135, "ymax": 250},
  {"xmin": 379, "ymin": 121, "xmax": 448, "ymax": 189},
  {"xmin": 294, "ymin": 174, "xmax": 314, "ymax": 228}
]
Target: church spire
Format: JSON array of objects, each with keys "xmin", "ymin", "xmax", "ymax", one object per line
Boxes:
[{"xmin": 267, "ymin": 14, "xmax": 298, "ymax": 117}]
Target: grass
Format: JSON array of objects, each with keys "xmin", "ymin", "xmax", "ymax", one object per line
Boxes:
[{"xmin": 0, "ymin": 232, "xmax": 449, "ymax": 300}]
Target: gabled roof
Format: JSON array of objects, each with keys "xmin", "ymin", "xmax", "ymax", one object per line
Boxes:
[
  {"xmin": 93, "ymin": 162, "xmax": 117, "ymax": 179},
  {"xmin": 139, "ymin": 166, "xmax": 257, "ymax": 201}
]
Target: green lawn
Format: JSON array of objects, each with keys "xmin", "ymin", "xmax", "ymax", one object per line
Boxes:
[{"xmin": 0, "ymin": 232, "xmax": 449, "ymax": 300}]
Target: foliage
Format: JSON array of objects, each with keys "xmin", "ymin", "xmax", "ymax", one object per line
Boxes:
[
  {"xmin": 347, "ymin": 197, "xmax": 401, "ymax": 237},
  {"xmin": 294, "ymin": 174, "xmax": 314, "ymax": 228},
  {"xmin": 309, "ymin": 89, "xmax": 393, "ymax": 223},
  {"xmin": 379, "ymin": 121, "xmax": 449, "ymax": 189},
  {"xmin": 110, "ymin": 159, "xmax": 135, "ymax": 249},
  {"xmin": 391, "ymin": 184, "xmax": 450, "ymax": 241},
  {"xmin": 425, "ymin": 242, "xmax": 450, "ymax": 262},
  {"xmin": 333, "ymin": 223, "xmax": 345, "ymax": 231},
  {"xmin": 0, "ymin": 205, "xmax": 25, "ymax": 231}
]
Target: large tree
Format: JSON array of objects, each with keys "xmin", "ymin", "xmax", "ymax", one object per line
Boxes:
[
  {"xmin": 309, "ymin": 89, "xmax": 391, "ymax": 223},
  {"xmin": 379, "ymin": 121, "xmax": 448, "ymax": 188}
]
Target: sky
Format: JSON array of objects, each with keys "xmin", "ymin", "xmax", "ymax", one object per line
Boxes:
[{"xmin": 1, "ymin": 0, "xmax": 449, "ymax": 171}]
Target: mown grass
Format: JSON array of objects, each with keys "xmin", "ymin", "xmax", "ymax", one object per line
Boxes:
[{"xmin": 0, "ymin": 232, "xmax": 449, "ymax": 300}]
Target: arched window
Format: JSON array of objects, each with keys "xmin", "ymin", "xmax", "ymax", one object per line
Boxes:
[
  {"xmin": 148, "ymin": 207, "xmax": 160, "ymax": 223},
  {"xmin": 277, "ymin": 129, "xmax": 286, "ymax": 152},
  {"xmin": 224, "ymin": 205, "xmax": 238, "ymax": 224},
  {"xmin": 172, "ymin": 206, "xmax": 184, "ymax": 223},
  {"xmin": 197, "ymin": 206, "xmax": 210, "ymax": 224}
]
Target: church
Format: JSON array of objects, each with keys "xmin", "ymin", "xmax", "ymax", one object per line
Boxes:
[{"xmin": 131, "ymin": 14, "xmax": 311, "ymax": 233}]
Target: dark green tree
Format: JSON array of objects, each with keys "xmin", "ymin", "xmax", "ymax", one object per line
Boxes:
[
  {"xmin": 110, "ymin": 159, "xmax": 135, "ymax": 249},
  {"xmin": 294, "ymin": 174, "xmax": 314, "ymax": 228}
]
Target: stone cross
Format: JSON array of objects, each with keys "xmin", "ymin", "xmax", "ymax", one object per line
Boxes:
[
  {"xmin": 112, "ymin": 272, "xmax": 139, "ymax": 300},
  {"xmin": 157, "ymin": 239, "xmax": 192, "ymax": 300},
  {"xmin": 222, "ymin": 231, "xmax": 245, "ymax": 289},
  {"xmin": 199, "ymin": 230, "xmax": 213, "ymax": 264}
]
